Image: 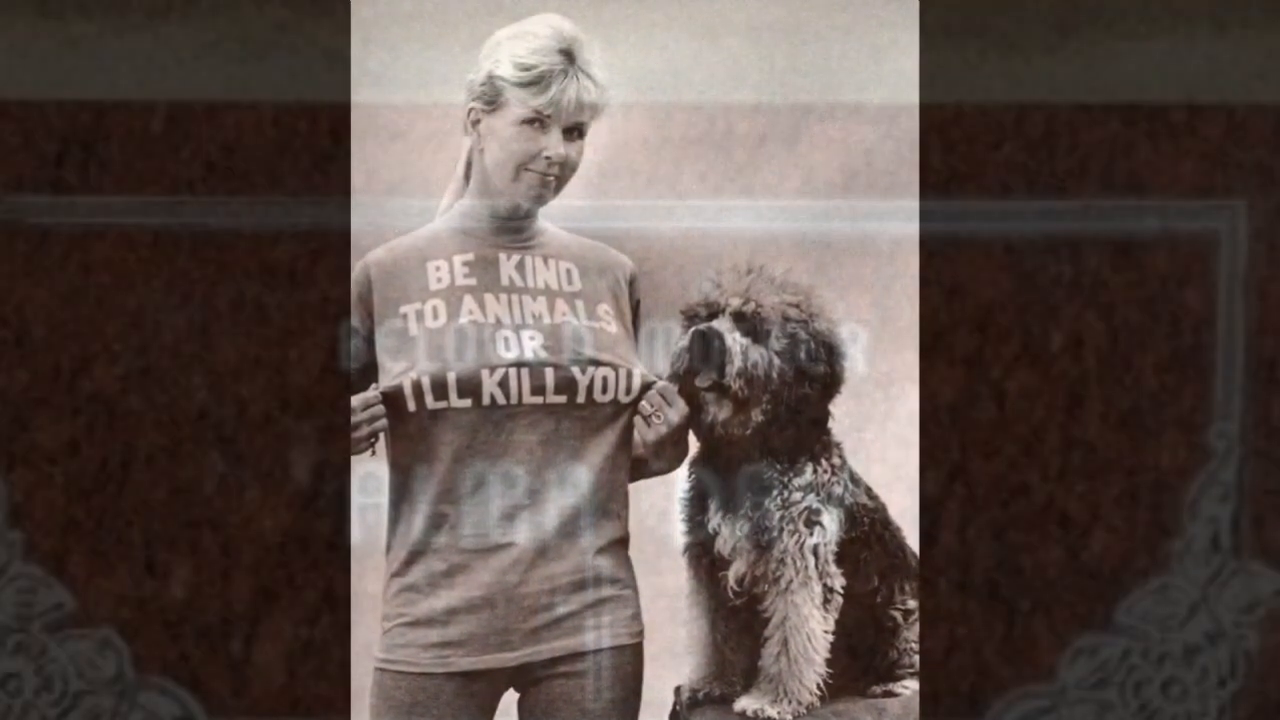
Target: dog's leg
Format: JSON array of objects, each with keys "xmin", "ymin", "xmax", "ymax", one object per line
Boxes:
[
  {"xmin": 676, "ymin": 539, "xmax": 758, "ymax": 710},
  {"xmin": 866, "ymin": 595, "xmax": 920, "ymax": 697},
  {"xmin": 732, "ymin": 518, "xmax": 844, "ymax": 720}
]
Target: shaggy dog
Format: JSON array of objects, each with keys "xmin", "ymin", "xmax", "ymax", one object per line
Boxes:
[{"xmin": 667, "ymin": 265, "xmax": 919, "ymax": 720}]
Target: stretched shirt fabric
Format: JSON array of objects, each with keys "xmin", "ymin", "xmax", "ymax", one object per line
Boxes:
[{"xmin": 350, "ymin": 204, "xmax": 655, "ymax": 673}]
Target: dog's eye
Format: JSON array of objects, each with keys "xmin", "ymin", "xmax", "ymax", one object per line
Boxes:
[
  {"xmin": 730, "ymin": 311, "xmax": 765, "ymax": 342},
  {"xmin": 682, "ymin": 302, "xmax": 723, "ymax": 328}
]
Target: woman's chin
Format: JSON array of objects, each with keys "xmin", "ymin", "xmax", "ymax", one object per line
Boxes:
[{"xmin": 525, "ymin": 191, "xmax": 559, "ymax": 211}]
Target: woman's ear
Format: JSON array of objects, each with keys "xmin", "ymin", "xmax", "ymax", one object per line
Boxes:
[{"xmin": 464, "ymin": 105, "xmax": 485, "ymax": 148}]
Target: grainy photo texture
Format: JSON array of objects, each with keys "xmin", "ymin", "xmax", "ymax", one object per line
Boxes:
[{"xmin": 350, "ymin": 3, "xmax": 918, "ymax": 720}]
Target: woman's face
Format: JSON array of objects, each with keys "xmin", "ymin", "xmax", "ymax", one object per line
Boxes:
[{"xmin": 467, "ymin": 96, "xmax": 592, "ymax": 216}]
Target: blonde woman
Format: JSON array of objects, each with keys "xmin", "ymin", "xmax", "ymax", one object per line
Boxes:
[{"xmin": 349, "ymin": 13, "xmax": 689, "ymax": 720}]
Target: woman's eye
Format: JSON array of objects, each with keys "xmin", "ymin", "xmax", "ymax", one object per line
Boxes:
[
  {"xmin": 525, "ymin": 117, "xmax": 548, "ymax": 129},
  {"xmin": 565, "ymin": 127, "xmax": 585, "ymax": 142}
]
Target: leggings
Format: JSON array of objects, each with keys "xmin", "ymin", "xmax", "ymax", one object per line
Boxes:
[{"xmin": 369, "ymin": 642, "xmax": 644, "ymax": 720}]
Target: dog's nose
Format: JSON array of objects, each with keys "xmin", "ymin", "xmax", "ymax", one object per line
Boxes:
[{"xmin": 688, "ymin": 325, "xmax": 726, "ymax": 377}]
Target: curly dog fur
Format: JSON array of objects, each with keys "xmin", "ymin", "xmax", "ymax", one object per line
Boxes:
[{"xmin": 667, "ymin": 264, "xmax": 918, "ymax": 720}]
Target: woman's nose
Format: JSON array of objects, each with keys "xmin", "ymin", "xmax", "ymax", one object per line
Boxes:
[{"xmin": 542, "ymin": 131, "xmax": 566, "ymax": 162}]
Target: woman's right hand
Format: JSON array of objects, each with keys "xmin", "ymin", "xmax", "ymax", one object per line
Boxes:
[{"xmin": 351, "ymin": 384, "xmax": 388, "ymax": 456}]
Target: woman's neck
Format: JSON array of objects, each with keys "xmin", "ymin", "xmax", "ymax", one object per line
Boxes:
[{"xmin": 447, "ymin": 195, "xmax": 543, "ymax": 246}]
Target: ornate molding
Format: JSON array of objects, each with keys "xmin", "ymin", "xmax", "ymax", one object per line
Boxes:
[
  {"xmin": 987, "ymin": 427, "xmax": 1280, "ymax": 720},
  {"xmin": 924, "ymin": 201, "xmax": 1280, "ymax": 720},
  {"xmin": 0, "ymin": 478, "xmax": 208, "ymax": 719}
]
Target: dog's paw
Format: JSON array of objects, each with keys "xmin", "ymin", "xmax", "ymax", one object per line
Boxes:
[
  {"xmin": 731, "ymin": 691, "xmax": 817, "ymax": 720},
  {"xmin": 676, "ymin": 679, "xmax": 738, "ymax": 708},
  {"xmin": 866, "ymin": 677, "xmax": 919, "ymax": 697}
]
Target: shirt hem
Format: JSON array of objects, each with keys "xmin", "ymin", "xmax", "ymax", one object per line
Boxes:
[{"xmin": 372, "ymin": 626, "xmax": 645, "ymax": 674}]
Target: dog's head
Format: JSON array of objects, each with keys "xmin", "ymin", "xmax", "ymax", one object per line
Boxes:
[{"xmin": 668, "ymin": 264, "xmax": 846, "ymax": 442}]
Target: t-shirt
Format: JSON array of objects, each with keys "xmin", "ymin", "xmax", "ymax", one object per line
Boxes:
[{"xmin": 349, "ymin": 208, "xmax": 654, "ymax": 672}]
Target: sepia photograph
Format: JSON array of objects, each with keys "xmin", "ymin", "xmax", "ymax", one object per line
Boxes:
[
  {"xmin": 10, "ymin": 3, "xmax": 1280, "ymax": 720},
  {"xmin": 350, "ymin": 2, "xmax": 919, "ymax": 719}
]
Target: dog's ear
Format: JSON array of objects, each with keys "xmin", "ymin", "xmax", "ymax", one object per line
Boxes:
[
  {"xmin": 677, "ymin": 304, "xmax": 701, "ymax": 331},
  {"xmin": 665, "ymin": 341, "xmax": 690, "ymax": 385},
  {"xmin": 796, "ymin": 319, "xmax": 847, "ymax": 406}
]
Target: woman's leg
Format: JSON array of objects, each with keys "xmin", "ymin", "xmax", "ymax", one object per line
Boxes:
[
  {"xmin": 369, "ymin": 667, "xmax": 511, "ymax": 720},
  {"xmin": 512, "ymin": 642, "xmax": 645, "ymax": 720}
]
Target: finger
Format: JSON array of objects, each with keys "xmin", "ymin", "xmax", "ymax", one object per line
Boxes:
[
  {"xmin": 352, "ymin": 405, "xmax": 386, "ymax": 426},
  {"xmin": 652, "ymin": 388, "xmax": 683, "ymax": 416},
  {"xmin": 661, "ymin": 395, "xmax": 687, "ymax": 423},
  {"xmin": 354, "ymin": 383, "xmax": 383, "ymax": 411},
  {"xmin": 637, "ymin": 402, "xmax": 663, "ymax": 429},
  {"xmin": 641, "ymin": 415, "xmax": 662, "ymax": 439},
  {"xmin": 646, "ymin": 388, "xmax": 675, "ymax": 416},
  {"xmin": 657, "ymin": 391, "xmax": 689, "ymax": 423},
  {"xmin": 354, "ymin": 418, "xmax": 389, "ymax": 442},
  {"xmin": 351, "ymin": 391, "xmax": 381, "ymax": 413},
  {"xmin": 652, "ymin": 380, "xmax": 682, "ymax": 407},
  {"xmin": 640, "ymin": 395, "xmax": 666, "ymax": 424},
  {"xmin": 352, "ymin": 403, "xmax": 386, "ymax": 425},
  {"xmin": 662, "ymin": 388, "xmax": 689, "ymax": 416},
  {"xmin": 638, "ymin": 424, "xmax": 662, "ymax": 452},
  {"xmin": 633, "ymin": 414, "xmax": 657, "ymax": 440},
  {"xmin": 637, "ymin": 398, "xmax": 656, "ymax": 418}
]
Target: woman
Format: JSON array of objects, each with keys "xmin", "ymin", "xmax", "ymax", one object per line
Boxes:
[{"xmin": 349, "ymin": 13, "xmax": 689, "ymax": 720}]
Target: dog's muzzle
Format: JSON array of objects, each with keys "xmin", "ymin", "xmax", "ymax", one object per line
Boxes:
[{"xmin": 687, "ymin": 325, "xmax": 728, "ymax": 390}]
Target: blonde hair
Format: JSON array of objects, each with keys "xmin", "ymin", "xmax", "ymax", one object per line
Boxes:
[
  {"xmin": 439, "ymin": 13, "xmax": 608, "ymax": 217},
  {"xmin": 466, "ymin": 13, "xmax": 609, "ymax": 123}
]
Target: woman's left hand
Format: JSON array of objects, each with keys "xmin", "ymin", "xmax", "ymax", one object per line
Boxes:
[{"xmin": 632, "ymin": 380, "xmax": 691, "ymax": 479}]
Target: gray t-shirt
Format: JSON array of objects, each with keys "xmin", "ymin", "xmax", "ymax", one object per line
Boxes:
[{"xmin": 350, "ymin": 210, "xmax": 653, "ymax": 672}]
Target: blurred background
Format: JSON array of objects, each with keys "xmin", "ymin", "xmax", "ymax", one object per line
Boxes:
[{"xmin": 352, "ymin": 2, "xmax": 918, "ymax": 719}]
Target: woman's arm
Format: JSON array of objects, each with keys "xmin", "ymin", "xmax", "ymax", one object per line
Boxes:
[
  {"xmin": 631, "ymin": 429, "xmax": 688, "ymax": 482},
  {"xmin": 349, "ymin": 259, "xmax": 379, "ymax": 394},
  {"xmin": 626, "ymin": 276, "xmax": 692, "ymax": 482},
  {"xmin": 350, "ymin": 260, "xmax": 386, "ymax": 455}
]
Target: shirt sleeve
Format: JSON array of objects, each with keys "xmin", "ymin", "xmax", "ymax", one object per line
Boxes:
[{"xmin": 349, "ymin": 258, "xmax": 379, "ymax": 394}]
